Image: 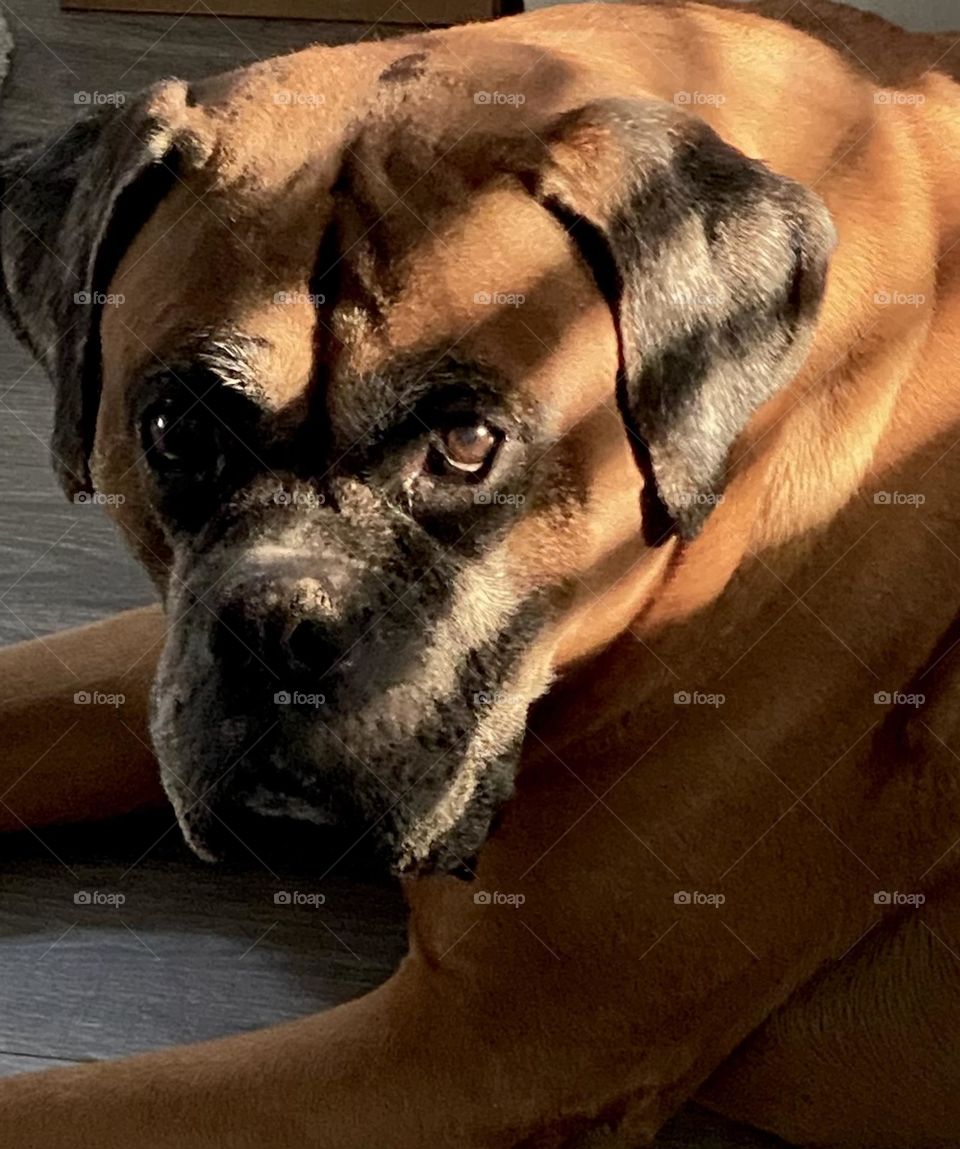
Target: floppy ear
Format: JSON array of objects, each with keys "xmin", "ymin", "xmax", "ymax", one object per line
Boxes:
[
  {"xmin": 0, "ymin": 82, "xmax": 192, "ymax": 498},
  {"xmin": 527, "ymin": 98, "xmax": 835, "ymax": 539}
]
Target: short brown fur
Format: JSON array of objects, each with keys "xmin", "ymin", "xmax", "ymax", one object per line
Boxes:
[{"xmin": 1, "ymin": 2, "xmax": 959, "ymax": 1145}]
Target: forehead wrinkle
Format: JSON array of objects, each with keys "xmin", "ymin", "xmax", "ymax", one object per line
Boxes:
[{"xmin": 333, "ymin": 111, "xmax": 539, "ymax": 316}]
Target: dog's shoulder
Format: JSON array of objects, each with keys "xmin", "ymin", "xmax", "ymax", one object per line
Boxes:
[
  {"xmin": 744, "ymin": 0, "xmax": 960, "ymax": 84},
  {"xmin": 483, "ymin": 1, "xmax": 958, "ymax": 88}
]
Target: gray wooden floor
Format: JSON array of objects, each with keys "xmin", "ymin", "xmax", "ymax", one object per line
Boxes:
[
  {"xmin": 0, "ymin": 0, "xmax": 414, "ymax": 1090},
  {"xmin": 0, "ymin": 0, "xmax": 378, "ymax": 647},
  {"xmin": 0, "ymin": 2, "xmax": 792, "ymax": 1144}
]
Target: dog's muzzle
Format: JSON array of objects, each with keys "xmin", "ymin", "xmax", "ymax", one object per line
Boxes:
[{"xmin": 150, "ymin": 497, "xmax": 550, "ymax": 877}]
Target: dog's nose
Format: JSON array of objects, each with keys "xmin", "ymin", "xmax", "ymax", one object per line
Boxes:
[
  {"xmin": 213, "ymin": 590, "xmax": 343, "ymax": 680},
  {"xmin": 283, "ymin": 618, "xmax": 343, "ymax": 676}
]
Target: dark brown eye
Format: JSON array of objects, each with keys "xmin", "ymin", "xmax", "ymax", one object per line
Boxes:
[
  {"xmin": 146, "ymin": 410, "xmax": 193, "ymax": 464},
  {"xmin": 142, "ymin": 399, "xmax": 214, "ymax": 475},
  {"xmin": 438, "ymin": 423, "xmax": 501, "ymax": 474},
  {"xmin": 146, "ymin": 410, "xmax": 176, "ymax": 460}
]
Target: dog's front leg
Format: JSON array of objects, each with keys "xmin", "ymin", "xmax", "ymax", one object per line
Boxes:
[
  {"xmin": 0, "ymin": 843, "xmax": 882, "ymax": 1149},
  {"xmin": 0, "ymin": 955, "xmax": 643, "ymax": 1149},
  {"xmin": 0, "ymin": 606, "xmax": 166, "ymax": 832},
  {"xmin": 0, "ymin": 937, "xmax": 711, "ymax": 1149},
  {"xmin": 0, "ymin": 711, "xmax": 905, "ymax": 1149}
]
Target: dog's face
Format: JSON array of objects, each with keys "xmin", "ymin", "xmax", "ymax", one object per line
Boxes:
[
  {"xmin": 0, "ymin": 40, "xmax": 834, "ymax": 874},
  {"xmin": 102, "ymin": 159, "xmax": 614, "ymax": 875}
]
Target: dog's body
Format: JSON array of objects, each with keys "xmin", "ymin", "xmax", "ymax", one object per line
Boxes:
[{"xmin": 1, "ymin": 2, "xmax": 959, "ymax": 1145}]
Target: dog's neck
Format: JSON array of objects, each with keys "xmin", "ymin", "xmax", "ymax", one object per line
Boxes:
[{"xmin": 527, "ymin": 47, "xmax": 959, "ymax": 774}]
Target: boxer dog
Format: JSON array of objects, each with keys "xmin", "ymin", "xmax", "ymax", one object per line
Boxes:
[{"xmin": 1, "ymin": 1, "xmax": 959, "ymax": 1145}]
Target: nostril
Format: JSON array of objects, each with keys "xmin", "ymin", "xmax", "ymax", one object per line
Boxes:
[{"xmin": 284, "ymin": 618, "xmax": 342, "ymax": 676}]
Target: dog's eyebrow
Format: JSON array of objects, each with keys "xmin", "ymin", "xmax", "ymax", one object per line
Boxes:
[
  {"xmin": 190, "ymin": 331, "xmax": 271, "ymax": 400},
  {"xmin": 380, "ymin": 353, "xmax": 511, "ymax": 411},
  {"xmin": 333, "ymin": 353, "xmax": 517, "ymax": 456}
]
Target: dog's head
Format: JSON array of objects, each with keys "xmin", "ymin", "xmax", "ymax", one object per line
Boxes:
[{"xmin": 0, "ymin": 42, "xmax": 833, "ymax": 874}]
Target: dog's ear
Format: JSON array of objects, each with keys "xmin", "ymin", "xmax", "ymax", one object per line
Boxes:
[
  {"xmin": 0, "ymin": 81, "xmax": 193, "ymax": 498},
  {"xmin": 527, "ymin": 98, "xmax": 835, "ymax": 540}
]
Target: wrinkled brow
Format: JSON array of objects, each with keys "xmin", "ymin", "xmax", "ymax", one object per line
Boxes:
[{"xmin": 329, "ymin": 353, "xmax": 517, "ymax": 451}]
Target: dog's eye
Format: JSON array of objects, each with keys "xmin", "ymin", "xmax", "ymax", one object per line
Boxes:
[
  {"xmin": 432, "ymin": 422, "xmax": 502, "ymax": 476},
  {"xmin": 142, "ymin": 402, "xmax": 210, "ymax": 472}
]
